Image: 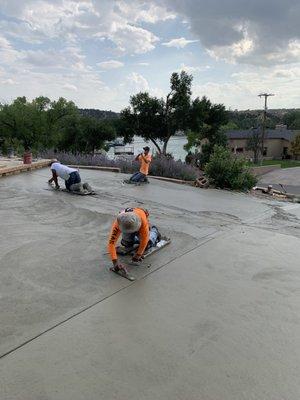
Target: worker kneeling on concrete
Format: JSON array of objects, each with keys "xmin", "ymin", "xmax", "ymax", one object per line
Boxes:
[
  {"xmin": 108, "ymin": 207, "xmax": 160, "ymax": 271},
  {"xmin": 128, "ymin": 146, "xmax": 152, "ymax": 183},
  {"xmin": 48, "ymin": 161, "xmax": 93, "ymax": 194}
]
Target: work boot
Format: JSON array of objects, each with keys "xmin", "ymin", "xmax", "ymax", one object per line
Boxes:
[
  {"xmin": 70, "ymin": 183, "xmax": 85, "ymax": 193},
  {"xmin": 83, "ymin": 182, "xmax": 93, "ymax": 192}
]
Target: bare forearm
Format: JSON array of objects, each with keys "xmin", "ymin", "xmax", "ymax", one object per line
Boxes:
[{"xmin": 49, "ymin": 171, "xmax": 59, "ymax": 187}]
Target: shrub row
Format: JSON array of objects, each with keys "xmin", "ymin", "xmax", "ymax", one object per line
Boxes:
[{"xmin": 41, "ymin": 151, "xmax": 199, "ymax": 181}]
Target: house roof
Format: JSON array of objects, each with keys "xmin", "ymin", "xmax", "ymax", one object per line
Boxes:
[{"xmin": 225, "ymin": 129, "xmax": 295, "ymax": 141}]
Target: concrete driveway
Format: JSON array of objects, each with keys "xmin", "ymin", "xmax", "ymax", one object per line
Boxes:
[
  {"xmin": 259, "ymin": 166, "xmax": 300, "ymax": 194},
  {"xmin": 0, "ymin": 169, "xmax": 300, "ymax": 400}
]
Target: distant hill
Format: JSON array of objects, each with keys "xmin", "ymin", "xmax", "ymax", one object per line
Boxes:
[
  {"xmin": 78, "ymin": 107, "xmax": 300, "ymax": 130},
  {"xmin": 79, "ymin": 109, "xmax": 119, "ymax": 119},
  {"xmin": 228, "ymin": 108, "xmax": 300, "ymax": 130}
]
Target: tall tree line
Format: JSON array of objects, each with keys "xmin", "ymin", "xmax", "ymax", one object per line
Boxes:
[{"xmin": 0, "ymin": 96, "xmax": 116, "ymax": 154}]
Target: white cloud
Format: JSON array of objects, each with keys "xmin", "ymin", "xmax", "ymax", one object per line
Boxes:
[
  {"xmin": 177, "ymin": 63, "xmax": 210, "ymax": 73},
  {"xmin": 159, "ymin": 0, "xmax": 300, "ymax": 66},
  {"xmin": 97, "ymin": 60, "xmax": 124, "ymax": 70},
  {"xmin": 0, "ymin": 35, "xmax": 20, "ymax": 64},
  {"xmin": 106, "ymin": 24, "xmax": 159, "ymax": 55},
  {"xmin": 1, "ymin": 78, "xmax": 18, "ymax": 85},
  {"xmin": 137, "ymin": 62, "xmax": 150, "ymax": 66},
  {"xmin": 1, "ymin": 1, "xmax": 163, "ymax": 55},
  {"xmin": 126, "ymin": 72, "xmax": 149, "ymax": 92},
  {"xmin": 63, "ymin": 83, "xmax": 78, "ymax": 91},
  {"xmin": 194, "ymin": 64, "xmax": 300, "ymax": 109},
  {"xmin": 116, "ymin": 2, "xmax": 176, "ymax": 24},
  {"xmin": 162, "ymin": 37, "xmax": 198, "ymax": 48}
]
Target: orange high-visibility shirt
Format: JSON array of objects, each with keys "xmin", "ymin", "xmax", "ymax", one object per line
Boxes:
[
  {"xmin": 139, "ymin": 153, "xmax": 152, "ymax": 175},
  {"xmin": 107, "ymin": 208, "xmax": 149, "ymax": 261}
]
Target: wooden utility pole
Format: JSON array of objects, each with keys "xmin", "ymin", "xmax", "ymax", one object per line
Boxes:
[{"xmin": 258, "ymin": 93, "xmax": 274, "ymax": 158}]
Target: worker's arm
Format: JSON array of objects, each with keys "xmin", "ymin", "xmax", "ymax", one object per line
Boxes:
[
  {"xmin": 141, "ymin": 154, "xmax": 150, "ymax": 163},
  {"xmin": 48, "ymin": 170, "xmax": 60, "ymax": 188},
  {"xmin": 135, "ymin": 154, "xmax": 141, "ymax": 161},
  {"xmin": 107, "ymin": 221, "xmax": 122, "ymax": 266}
]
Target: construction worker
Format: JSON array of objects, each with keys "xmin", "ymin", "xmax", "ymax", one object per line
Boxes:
[
  {"xmin": 108, "ymin": 207, "xmax": 160, "ymax": 271},
  {"xmin": 128, "ymin": 146, "xmax": 152, "ymax": 183},
  {"xmin": 48, "ymin": 160, "xmax": 93, "ymax": 193}
]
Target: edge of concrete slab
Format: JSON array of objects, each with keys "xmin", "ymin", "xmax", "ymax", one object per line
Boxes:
[
  {"xmin": 0, "ymin": 160, "xmax": 52, "ymax": 178},
  {"xmin": 67, "ymin": 165, "xmax": 121, "ymax": 173}
]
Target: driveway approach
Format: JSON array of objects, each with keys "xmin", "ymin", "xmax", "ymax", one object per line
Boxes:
[
  {"xmin": 259, "ymin": 166, "xmax": 300, "ymax": 195},
  {"xmin": 1, "ymin": 169, "xmax": 300, "ymax": 400}
]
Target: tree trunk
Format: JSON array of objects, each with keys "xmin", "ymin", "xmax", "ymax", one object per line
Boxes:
[
  {"xmin": 149, "ymin": 138, "xmax": 162, "ymax": 154},
  {"xmin": 162, "ymin": 135, "xmax": 171, "ymax": 155}
]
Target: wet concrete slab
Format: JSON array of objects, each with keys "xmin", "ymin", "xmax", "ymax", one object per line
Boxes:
[
  {"xmin": 0, "ymin": 226, "xmax": 300, "ymax": 400},
  {"xmin": 0, "ymin": 168, "xmax": 300, "ymax": 399}
]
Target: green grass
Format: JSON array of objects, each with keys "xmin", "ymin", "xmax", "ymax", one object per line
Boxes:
[{"xmin": 247, "ymin": 159, "xmax": 300, "ymax": 168}]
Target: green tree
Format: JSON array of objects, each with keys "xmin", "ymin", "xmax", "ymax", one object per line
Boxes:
[
  {"xmin": 290, "ymin": 134, "xmax": 300, "ymax": 160},
  {"xmin": 0, "ymin": 97, "xmax": 45, "ymax": 152},
  {"xmin": 246, "ymin": 130, "xmax": 262, "ymax": 164},
  {"xmin": 185, "ymin": 96, "xmax": 228, "ymax": 167},
  {"xmin": 79, "ymin": 117, "xmax": 116, "ymax": 153},
  {"xmin": 284, "ymin": 110, "xmax": 300, "ymax": 129},
  {"xmin": 46, "ymin": 97, "xmax": 79, "ymax": 148},
  {"xmin": 120, "ymin": 71, "xmax": 193, "ymax": 155}
]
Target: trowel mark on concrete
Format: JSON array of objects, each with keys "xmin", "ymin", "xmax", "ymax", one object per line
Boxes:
[
  {"xmin": 188, "ymin": 319, "xmax": 220, "ymax": 356},
  {"xmin": 252, "ymin": 269, "xmax": 300, "ymax": 283}
]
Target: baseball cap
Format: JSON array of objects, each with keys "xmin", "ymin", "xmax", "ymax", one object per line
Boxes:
[{"xmin": 117, "ymin": 212, "xmax": 141, "ymax": 233}]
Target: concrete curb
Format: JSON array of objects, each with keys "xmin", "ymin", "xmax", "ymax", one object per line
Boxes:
[
  {"xmin": 67, "ymin": 165, "xmax": 121, "ymax": 173},
  {"xmin": 149, "ymin": 175, "xmax": 194, "ymax": 185},
  {"xmin": 0, "ymin": 160, "xmax": 51, "ymax": 178}
]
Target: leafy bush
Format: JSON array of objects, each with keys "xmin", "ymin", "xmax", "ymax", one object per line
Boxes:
[
  {"xmin": 41, "ymin": 151, "xmax": 198, "ymax": 181},
  {"xmin": 151, "ymin": 154, "xmax": 198, "ymax": 181},
  {"xmin": 205, "ymin": 145, "xmax": 257, "ymax": 191}
]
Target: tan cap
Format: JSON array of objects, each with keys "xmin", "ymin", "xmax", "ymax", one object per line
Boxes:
[{"xmin": 117, "ymin": 212, "xmax": 141, "ymax": 233}]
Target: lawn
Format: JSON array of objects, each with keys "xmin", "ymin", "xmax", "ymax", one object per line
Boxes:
[{"xmin": 248, "ymin": 159, "xmax": 300, "ymax": 169}]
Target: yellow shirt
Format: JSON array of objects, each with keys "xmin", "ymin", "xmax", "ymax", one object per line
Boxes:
[{"xmin": 139, "ymin": 153, "xmax": 152, "ymax": 175}]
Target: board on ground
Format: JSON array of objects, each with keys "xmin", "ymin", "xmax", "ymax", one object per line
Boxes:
[
  {"xmin": 123, "ymin": 179, "xmax": 149, "ymax": 186},
  {"xmin": 46, "ymin": 185, "xmax": 96, "ymax": 195},
  {"xmin": 111, "ymin": 237, "xmax": 171, "ymax": 281},
  {"xmin": 60, "ymin": 188, "xmax": 96, "ymax": 196},
  {"xmin": 109, "ymin": 266, "xmax": 135, "ymax": 281}
]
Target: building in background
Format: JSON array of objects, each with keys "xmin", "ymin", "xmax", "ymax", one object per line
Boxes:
[{"xmin": 225, "ymin": 128, "xmax": 298, "ymax": 160}]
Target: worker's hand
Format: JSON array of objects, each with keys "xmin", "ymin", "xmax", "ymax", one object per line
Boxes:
[
  {"xmin": 55, "ymin": 184, "xmax": 60, "ymax": 190},
  {"xmin": 113, "ymin": 260, "xmax": 124, "ymax": 271},
  {"xmin": 48, "ymin": 179, "xmax": 52, "ymax": 185},
  {"xmin": 132, "ymin": 254, "xmax": 144, "ymax": 262}
]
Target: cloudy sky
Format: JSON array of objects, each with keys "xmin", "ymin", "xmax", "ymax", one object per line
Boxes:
[{"xmin": 0, "ymin": 0, "xmax": 300, "ymax": 111}]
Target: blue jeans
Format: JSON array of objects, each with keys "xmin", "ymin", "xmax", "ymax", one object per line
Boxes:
[
  {"xmin": 130, "ymin": 172, "xmax": 146, "ymax": 182},
  {"xmin": 65, "ymin": 171, "xmax": 81, "ymax": 190},
  {"xmin": 121, "ymin": 226, "xmax": 160, "ymax": 249}
]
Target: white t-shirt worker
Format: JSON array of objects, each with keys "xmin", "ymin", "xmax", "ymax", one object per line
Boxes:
[{"xmin": 49, "ymin": 162, "xmax": 81, "ymax": 191}]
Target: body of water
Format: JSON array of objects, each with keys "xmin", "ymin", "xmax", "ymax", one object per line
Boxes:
[{"xmin": 108, "ymin": 136, "xmax": 188, "ymax": 161}]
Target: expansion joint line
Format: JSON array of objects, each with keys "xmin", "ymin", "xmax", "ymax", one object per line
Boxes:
[{"xmin": 0, "ymin": 235, "xmax": 216, "ymax": 361}]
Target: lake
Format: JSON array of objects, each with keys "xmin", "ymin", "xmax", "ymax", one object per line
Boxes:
[{"xmin": 108, "ymin": 136, "xmax": 188, "ymax": 161}]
